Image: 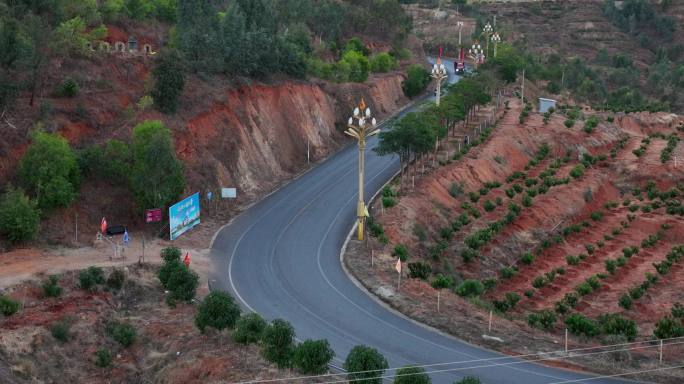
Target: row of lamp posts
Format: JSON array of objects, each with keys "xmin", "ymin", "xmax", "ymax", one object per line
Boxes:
[{"xmin": 347, "ymin": 19, "xmax": 503, "ymax": 241}]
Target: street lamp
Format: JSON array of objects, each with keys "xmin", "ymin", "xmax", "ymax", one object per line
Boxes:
[
  {"xmin": 431, "ymin": 58, "xmax": 448, "ymax": 106},
  {"xmin": 491, "ymin": 32, "xmax": 501, "ymax": 58},
  {"xmin": 469, "ymin": 42, "xmax": 485, "ymax": 68},
  {"xmin": 457, "ymin": 21, "xmax": 464, "ymax": 46},
  {"xmin": 483, "ymin": 22, "xmax": 493, "ymax": 57},
  {"xmin": 345, "ymin": 98, "xmax": 379, "ymax": 241}
]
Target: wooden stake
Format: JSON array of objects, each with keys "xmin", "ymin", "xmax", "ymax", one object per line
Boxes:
[
  {"xmin": 660, "ymin": 339, "xmax": 663, "ymax": 364},
  {"xmin": 565, "ymin": 328, "xmax": 568, "ymax": 353}
]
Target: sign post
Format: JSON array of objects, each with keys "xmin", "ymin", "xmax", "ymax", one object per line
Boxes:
[{"xmin": 169, "ymin": 193, "xmax": 201, "ymax": 241}]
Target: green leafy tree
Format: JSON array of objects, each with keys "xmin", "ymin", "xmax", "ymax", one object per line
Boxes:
[
  {"xmin": 130, "ymin": 121, "xmax": 185, "ymax": 210},
  {"xmin": 19, "ymin": 132, "xmax": 80, "ymax": 210},
  {"xmin": 152, "ymin": 49, "xmax": 185, "ymax": 114},
  {"xmin": 394, "ymin": 366, "xmax": 431, "ymax": 384},
  {"xmin": 195, "ymin": 291, "xmax": 242, "ymax": 332},
  {"xmin": 455, "ymin": 377, "xmax": 481, "ymax": 384},
  {"xmin": 291, "ymin": 339, "xmax": 335, "ymax": 374},
  {"xmin": 0, "ymin": 187, "xmax": 40, "ymax": 245},
  {"xmin": 261, "ymin": 319, "xmax": 296, "ymax": 368},
  {"xmin": 177, "ymin": 0, "xmax": 221, "ymax": 72},
  {"xmin": 344, "ymin": 345, "xmax": 389, "ymax": 384},
  {"xmin": 402, "ymin": 64, "xmax": 430, "ymax": 97},
  {"xmin": 370, "ymin": 52, "xmax": 397, "ymax": 73},
  {"xmin": 341, "ymin": 50, "xmax": 370, "ymax": 82}
]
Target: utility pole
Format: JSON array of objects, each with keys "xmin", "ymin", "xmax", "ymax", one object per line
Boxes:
[{"xmin": 457, "ymin": 21, "xmax": 464, "ymax": 46}]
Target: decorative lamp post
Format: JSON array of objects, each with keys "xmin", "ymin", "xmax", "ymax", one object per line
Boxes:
[
  {"xmin": 345, "ymin": 98, "xmax": 379, "ymax": 241},
  {"xmin": 469, "ymin": 42, "xmax": 485, "ymax": 68},
  {"xmin": 457, "ymin": 21, "xmax": 464, "ymax": 46},
  {"xmin": 491, "ymin": 32, "xmax": 501, "ymax": 59},
  {"xmin": 483, "ymin": 22, "xmax": 493, "ymax": 57},
  {"xmin": 431, "ymin": 58, "xmax": 448, "ymax": 106}
]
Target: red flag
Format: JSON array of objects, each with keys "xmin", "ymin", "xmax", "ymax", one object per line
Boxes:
[
  {"xmin": 100, "ymin": 217, "xmax": 107, "ymax": 234},
  {"xmin": 439, "ymin": 46, "xmax": 443, "ymax": 58},
  {"xmin": 184, "ymin": 252, "xmax": 191, "ymax": 267}
]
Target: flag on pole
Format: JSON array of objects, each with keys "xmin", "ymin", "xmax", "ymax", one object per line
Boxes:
[
  {"xmin": 395, "ymin": 258, "xmax": 402, "ymax": 274},
  {"xmin": 100, "ymin": 217, "xmax": 107, "ymax": 234},
  {"xmin": 123, "ymin": 230, "xmax": 129, "ymax": 246},
  {"xmin": 184, "ymin": 252, "xmax": 191, "ymax": 267}
]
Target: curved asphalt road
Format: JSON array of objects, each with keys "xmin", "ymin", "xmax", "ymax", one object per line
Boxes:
[{"xmin": 210, "ymin": 59, "xmax": 631, "ymax": 384}]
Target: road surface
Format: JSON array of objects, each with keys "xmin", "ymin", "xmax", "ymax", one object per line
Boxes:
[{"xmin": 210, "ymin": 59, "xmax": 632, "ymax": 383}]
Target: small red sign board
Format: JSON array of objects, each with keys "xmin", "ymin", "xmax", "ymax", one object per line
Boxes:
[{"xmin": 145, "ymin": 208, "xmax": 162, "ymax": 223}]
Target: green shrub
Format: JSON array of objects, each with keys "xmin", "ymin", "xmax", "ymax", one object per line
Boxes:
[
  {"xmin": 598, "ymin": 313, "xmax": 637, "ymax": 341},
  {"xmin": 431, "ymin": 274, "xmax": 453, "ymax": 291},
  {"xmin": 394, "ymin": 366, "xmax": 430, "ymax": 384},
  {"xmin": 500, "ymin": 266, "xmax": 517, "ymax": 279},
  {"xmin": 106, "ymin": 321, "xmax": 136, "ymax": 347},
  {"xmin": 0, "ymin": 187, "xmax": 40, "ymax": 245},
  {"xmin": 392, "ymin": 244, "xmax": 409, "ymax": 262},
  {"xmin": 42, "ymin": 275, "xmax": 63, "ymax": 298},
  {"xmin": 94, "ymin": 348, "xmax": 112, "ymax": 368},
  {"xmin": 382, "ymin": 196, "xmax": 396, "ymax": 208},
  {"xmin": 521, "ymin": 252, "xmax": 535, "ymax": 265},
  {"xmin": 528, "ymin": 310, "xmax": 557, "ymax": 330},
  {"xmin": 564, "ymin": 119, "xmax": 575, "ymax": 128},
  {"xmin": 407, "ymin": 262, "xmax": 432, "ymax": 280},
  {"xmin": 522, "ymin": 194, "xmax": 532, "ymax": 207},
  {"xmin": 50, "ymin": 320, "xmax": 71, "ymax": 342},
  {"xmin": 291, "ymin": 339, "xmax": 335, "ymax": 374},
  {"xmin": 583, "ymin": 116, "xmax": 599, "ymax": 133},
  {"xmin": 483, "ymin": 200, "xmax": 496, "ymax": 212},
  {"xmin": 672, "ymin": 303, "xmax": 684, "ymax": 318},
  {"xmin": 575, "ymin": 282, "xmax": 593, "ymax": 296},
  {"xmin": 439, "ymin": 227, "xmax": 453, "ymax": 241},
  {"xmin": 0, "ymin": 295, "xmax": 20, "ymax": 316},
  {"xmin": 344, "ymin": 345, "xmax": 388, "ymax": 384},
  {"xmin": 565, "ymin": 313, "xmax": 599, "ymax": 337},
  {"xmin": 468, "ymin": 191, "xmax": 480, "ymax": 203},
  {"xmin": 461, "ymin": 248, "xmax": 479, "ymax": 263},
  {"xmin": 158, "ymin": 260, "xmax": 199, "ymax": 303},
  {"xmin": 605, "ymin": 259, "xmax": 617, "ymax": 275},
  {"xmin": 653, "ymin": 316, "xmax": 684, "ymax": 339},
  {"xmin": 262, "ymin": 319, "xmax": 295, "ymax": 368},
  {"xmin": 233, "ymin": 313, "xmax": 267, "ymax": 344},
  {"xmin": 55, "ymin": 77, "xmax": 79, "ymax": 97},
  {"xmin": 161, "ymin": 247, "xmax": 182, "ymax": 263},
  {"xmin": 570, "ymin": 164, "xmax": 585, "ymax": 178},
  {"xmin": 106, "ymin": 269, "xmax": 126, "ymax": 291},
  {"xmin": 566, "ymin": 255, "xmax": 580, "ymax": 266},
  {"xmin": 456, "ymin": 280, "xmax": 484, "ymax": 297},
  {"xmin": 195, "ymin": 292, "xmax": 241, "ymax": 333},
  {"xmin": 449, "ymin": 182, "xmax": 463, "ymax": 198},
  {"xmin": 619, "ymin": 293, "xmax": 633, "ymax": 310},
  {"xmin": 79, "ymin": 266, "xmax": 105, "ymax": 291}
]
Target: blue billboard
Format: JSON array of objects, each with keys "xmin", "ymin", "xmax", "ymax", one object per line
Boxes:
[{"xmin": 169, "ymin": 192, "xmax": 200, "ymax": 241}]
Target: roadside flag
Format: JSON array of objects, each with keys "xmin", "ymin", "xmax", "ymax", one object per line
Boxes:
[
  {"xmin": 184, "ymin": 252, "xmax": 191, "ymax": 267},
  {"xmin": 123, "ymin": 230, "xmax": 129, "ymax": 246},
  {"xmin": 439, "ymin": 46, "xmax": 443, "ymax": 58},
  {"xmin": 395, "ymin": 258, "xmax": 402, "ymax": 274},
  {"xmin": 100, "ymin": 217, "xmax": 107, "ymax": 234},
  {"xmin": 364, "ymin": 206, "xmax": 370, "ymax": 217}
]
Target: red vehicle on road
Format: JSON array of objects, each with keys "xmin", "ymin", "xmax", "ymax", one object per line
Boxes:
[{"xmin": 455, "ymin": 47, "xmax": 466, "ymax": 74}]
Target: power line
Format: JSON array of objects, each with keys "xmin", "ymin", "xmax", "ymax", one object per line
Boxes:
[
  {"xmin": 225, "ymin": 337, "xmax": 684, "ymax": 384},
  {"xmin": 547, "ymin": 364, "xmax": 684, "ymax": 384},
  {"xmin": 303, "ymin": 341, "xmax": 684, "ymax": 384}
]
